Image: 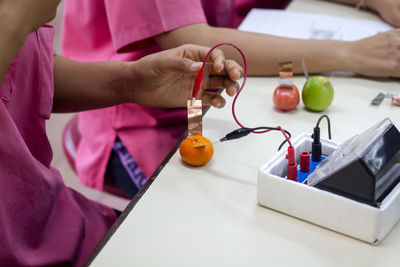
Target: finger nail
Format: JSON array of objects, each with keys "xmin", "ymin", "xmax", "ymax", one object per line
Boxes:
[
  {"xmin": 234, "ymin": 84, "xmax": 239, "ymax": 94},
  {"xmin": 235, "ymin": 70, "xmax": 241, "ymax": 79},
  {"xmin": 190, "ymin": 62, "xmax": 202, "ymax": 71},
  {"xmin": 231, "ymin": 70, "xmax": 238, "ymax": 80},
  {"xmin": 216, "ymin": 101, "xmax": 223, "ymax": 108}
]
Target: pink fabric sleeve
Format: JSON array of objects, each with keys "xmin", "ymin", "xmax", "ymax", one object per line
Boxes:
[{"xmin": 104, "ymin": 0, "xmax": 208, "ymax": 52}]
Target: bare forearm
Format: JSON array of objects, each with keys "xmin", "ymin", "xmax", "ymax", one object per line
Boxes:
[
  {"xmin": 0, "ymin": 19, "xmax": 28, "ymax": 85},
  {"xmin": 325, "ymin": 0, "xmax": 359, "ymax": 5},
  {"xmin": 325, "ymin": 0, "xmax": 379, "ymax": 12},
  {"xmin": 156, "ymin": 24, "xmax": 350, "ymax": 76},
  {"xmin": 212, "ymin": 27, "xmax": 350, "ymax": 75},
  {"xmin": 53, "ymin": 56, "xmax": 132, "ymax": 113},
  {"xmin": 0, "ymin": 0, "xmax": 59, "ymax": 84},
  {"xmin": 54, "ymin": 45, "xmax": 243, "ymax": 111}
]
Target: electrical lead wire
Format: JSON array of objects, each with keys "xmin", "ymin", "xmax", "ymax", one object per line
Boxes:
[
  {"xmin": 316, "ymin": 114, "xmax": 332, "ymax": 139},
  {"xmin": 195, "ymin": 43, "xmax": 292, "ymax": 149}
]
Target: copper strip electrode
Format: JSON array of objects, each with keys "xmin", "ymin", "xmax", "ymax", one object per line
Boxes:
[
  {"xmin": 279, "ymin": 61, "xmax": 293, "ymax": 80},
  {"xmin": 187, "ymin": 99, "xmax": 203, "ymax": 136}
]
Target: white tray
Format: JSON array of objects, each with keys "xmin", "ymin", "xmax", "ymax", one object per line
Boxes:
[{"xmin": 257, "ymin": 133, "xmax": 400, "ymax": 244}]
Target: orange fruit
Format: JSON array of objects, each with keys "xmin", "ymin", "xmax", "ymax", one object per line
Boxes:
[{"xmin": 179, "ymin": 135, "xmax": 214, "ymax": 166}]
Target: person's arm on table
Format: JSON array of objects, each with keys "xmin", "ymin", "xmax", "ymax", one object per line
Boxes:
[
  {"xmin": 155, "ymin": 23, "xmax": 400, "ymax": 78},
  {"xmin": 53, "ymin": 45, "xmax": 243, "ymax": 113},
  {"xmin": 327, "ymin": 0, "xmax": 400, "ymax": 27}
]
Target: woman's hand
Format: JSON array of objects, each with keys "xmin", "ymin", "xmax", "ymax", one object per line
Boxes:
[
  {"xmin": 124, "ymin": 44, "xmax": 244, "ymax": 108},
  {"xmin": 366, "ymin": 0, "xmax": 400, "ymax": 27},
  {"xmin": 0, "ymin": 0, "xmax": 61, "ymax": 35},
  {"xmin": 343, "ymin": 29, "xmax": 400, "ymax": 78}
]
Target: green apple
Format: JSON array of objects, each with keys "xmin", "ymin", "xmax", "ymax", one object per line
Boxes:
[{"xmin": 302, "ymin": 76, "xmax": 334, "ymax": 111}]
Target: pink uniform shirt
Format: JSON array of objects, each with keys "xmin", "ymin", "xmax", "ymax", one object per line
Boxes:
[
  {"xmin": 0, "ymin": 26, "xmax": 116, "ymax": 266},
  {"xmin": 62, "ymin": 0, "xmax": 289, "ymax": 191}
]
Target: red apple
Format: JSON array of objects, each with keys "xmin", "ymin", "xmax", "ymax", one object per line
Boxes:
[{"xmin": 273, "ymin": 85, "xmax": 300, "ymax": 111}]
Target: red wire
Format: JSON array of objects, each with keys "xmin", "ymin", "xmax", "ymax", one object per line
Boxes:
[
  {"xmin": 198, "ymin": 43, "xmax": 291, "ymax": 143},
  {"xmin": 278, "ymin": 126, "xmax": 293, "ymax": 147},
  {"xmin": 198, "ymin": 42, "xmax": 272, "ymax": 134}
]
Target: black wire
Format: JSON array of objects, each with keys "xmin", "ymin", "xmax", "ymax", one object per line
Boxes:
[
  {"xmin": 251, "ymin": 127, "xmax": 292, "ymax": 151},
  {"xmin": 220, "ymin": 126, "xmax": 292, "ymax": 151},
  {"xmin": 316, "ymin": 115, "xmax": 331, "ymax": 139}
]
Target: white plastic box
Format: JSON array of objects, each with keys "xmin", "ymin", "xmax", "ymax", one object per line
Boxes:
[{"xmin": 257, "ymin": 133, "xmax": 400, "ymax": 244}]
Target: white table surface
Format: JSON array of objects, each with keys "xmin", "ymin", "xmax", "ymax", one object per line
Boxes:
[{"xmin": 89, "ymin": 1, "xmax": 400, "ymax": 266}]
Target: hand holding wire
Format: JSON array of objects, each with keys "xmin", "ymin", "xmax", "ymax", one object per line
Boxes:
[
  {"xmin": 190, "ymin": 43, "xmax": 293, "ymax": 150},
  {"xmin": 190, "ymin": 43, "xmax": 245, "ymax": 106}
]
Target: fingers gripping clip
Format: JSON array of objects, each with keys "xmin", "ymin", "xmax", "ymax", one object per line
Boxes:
[
  {"xmin": 190, "ymin": 68, "xmax": 204, "ymax": 106},
  {"xmin": 188, "ymin": 42, "xmax": 247, "ymax": 137}
]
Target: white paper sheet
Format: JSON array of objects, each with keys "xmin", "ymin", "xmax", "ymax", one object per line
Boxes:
[{"xmin": 239, "ymin": 9, "xmax": 393, "ymax": 41}]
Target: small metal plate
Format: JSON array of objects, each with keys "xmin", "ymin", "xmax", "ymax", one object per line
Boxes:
[
  {"xmin": 187, "ymin": 100, "xmax": 202, "ymax": 136},
  {"xmin": 371, "ymin": 93, "xmax": 386, "ymax": 105},
  {"xmin": 279, "ymin": 61, "xmax": 293, "ymax": 80}
]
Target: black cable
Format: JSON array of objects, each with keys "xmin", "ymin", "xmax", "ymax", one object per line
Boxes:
[
  {"xmin": 219, "ymin": 126, "xmax": 292, "ymax": 151},
  {"xmin": 316, "ymin": 114, "xmax": 331, "ymax": 139},
  {"xmin": 252, "ymin": 127, "xmax": 292, "ymax": 151},
  {"xmin": 312, "ymin": 114, "xmax": 332, "ymax": 162}
]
